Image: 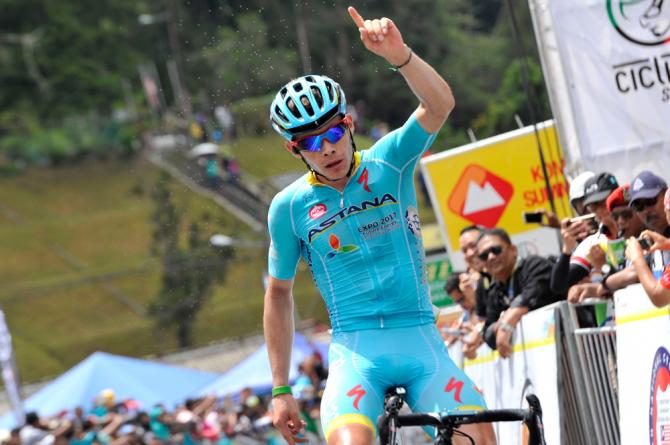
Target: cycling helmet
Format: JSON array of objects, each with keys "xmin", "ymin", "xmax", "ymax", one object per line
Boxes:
[
  {"xmin": 569, "ymin": 171, "xmax": 596, "ymax": 203},
  {"xmin": 270, "ymin": 75, "xmax": 347, "ymax": 141}
]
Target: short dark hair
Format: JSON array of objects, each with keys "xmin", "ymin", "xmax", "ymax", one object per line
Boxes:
[
  {"xmin": 477, "ymin": 227, "xmax": 512, "ymax": 245},
  {"xmin": 459, "ymin": 225, "xmax": 483, "ymax": 236},
  {"xmin": 445, "ymin": 272, "xmax": 463, "ymax": 294},
  {"xmin": 25, "ymin": 412, "xmax": 39, "ymax": 426}
]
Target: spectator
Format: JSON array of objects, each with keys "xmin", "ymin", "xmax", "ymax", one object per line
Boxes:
[
  {"xmin": 569, "ymin": 171, "xmax": 670, "ymax": 302},
  {"xmin": 569, "ymin": 171, "xmax": 596, "ymax": 216},
  {"xmin": 607, "ymin": 184, "xmax": 644, "ymax": 240},
  {"xmin": 626, "ymin": 229, "xmax": 670, "ymax": 307},
  {"xmin": 561, "ymin": 173, "xmax": 621, "ymax": 292},
  {"xmin": 443, "ymin": 272, "xmax": 480, "ymax": 346},
  {"xmin": 214, "ymin": 103, "xmax": 235, "ymax": 143},
  {"xmin": 476, "ymin": 228, "xmax": 563, "ymax": 357},
  {"xmin": 625, "ymin": 188, "xmax": 670, "ymax": 307},
  {"xmin": 457, "ymin": 225, "xmax": 490, "ymax": 358}
]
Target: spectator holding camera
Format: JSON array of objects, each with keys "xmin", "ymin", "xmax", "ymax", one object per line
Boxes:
[
  {"xmin": 570, "ymin": 171, "xmax": 670, "ymax": 302},
  {"xmin": 625, "ymin": 188, "xmax": 670, "ymax": 307},
  {"xmin": 476, "ymin": 228, "xmax": 563, "ymax": 357}
]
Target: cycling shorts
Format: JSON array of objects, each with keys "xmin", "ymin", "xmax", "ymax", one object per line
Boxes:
[{"xmin": 320, "ymin": 323, "xmax": 487, "ymax": 440}]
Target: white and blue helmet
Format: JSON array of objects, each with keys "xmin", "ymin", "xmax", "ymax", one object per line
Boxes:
[{"xmin": 270, "ymin": 75, "xmax": 347, "ymax": 141}]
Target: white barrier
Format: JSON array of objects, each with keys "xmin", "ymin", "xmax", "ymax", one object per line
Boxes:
[
  {"xmin": 615, "ymin": 284, "xmax": 670, "ymax": 445},
  {"xmin": 457, "ymin": 304, "xmax": 562, "ymax": 444}
]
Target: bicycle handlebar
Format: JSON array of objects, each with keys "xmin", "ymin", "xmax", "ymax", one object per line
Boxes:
[{"xmin": 395, "ymin": 408, "xmax": 534, "ymax": 428}]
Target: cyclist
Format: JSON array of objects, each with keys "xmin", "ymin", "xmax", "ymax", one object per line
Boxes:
[{"xmin": 264, "ymin": 6, "xmax": 495, "ymax": 445}]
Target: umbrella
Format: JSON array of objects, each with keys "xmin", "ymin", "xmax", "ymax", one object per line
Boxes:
[{"xmin": 189, "ymin": 142, "xmax": 219, "ymax": 158}]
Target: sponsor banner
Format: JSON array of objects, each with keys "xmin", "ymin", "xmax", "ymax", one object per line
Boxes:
[
  {"xmin": 549, "ymin": 0, "xmax": 670, "ymax": 181},
  {"xmin": 462, "ymin": 304, "xmax": 561, "ymax": 444},
  {"xmin": 420, "ymin": 121, "xmax": 571, "ymax": 270},
  {"xmin": 615, "ymin": 284, "xmax": 670, "ymax": 444}
]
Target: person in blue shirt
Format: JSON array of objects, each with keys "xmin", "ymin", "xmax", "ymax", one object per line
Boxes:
[{"xmin": 264, "ymin": 6, "xmax": 495, "ymax": 445}]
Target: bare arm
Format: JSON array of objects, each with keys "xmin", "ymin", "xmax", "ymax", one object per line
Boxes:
[
  {"xmin": 627, "ymin": 237, "xmax": 670, "ymax": 307},
  {"xmin": 263, "ymin": 276, "xmax": 306, "ymax": 445},
  {"xmin": 348, "ymin": 6, "xmax": 454, "ymax": 133},
  {"xmin": 264, "ymin": 277, "xmax": 295, "ymax": 388}
]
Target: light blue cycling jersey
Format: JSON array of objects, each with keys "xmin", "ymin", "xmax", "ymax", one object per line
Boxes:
[{"xmin": 268, "ymin": 114, "xmax": 437, "ymax": 333}]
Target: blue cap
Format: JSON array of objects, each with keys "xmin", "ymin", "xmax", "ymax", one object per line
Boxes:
[{"xmin": 629, "ymin": 171, "xmax": 668, "ymax": 204}]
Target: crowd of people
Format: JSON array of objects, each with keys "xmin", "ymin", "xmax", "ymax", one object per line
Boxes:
[
  {"xmin": 2, "ymin": 354, "xmax": 328, "ymax": 445},
  {"xmin": 444, "ymin": 169, "xmax": 670, "ymax": 358}
]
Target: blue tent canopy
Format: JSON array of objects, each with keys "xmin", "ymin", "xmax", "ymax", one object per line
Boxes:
[
  {"xmin": 0, "ymin": 351, "xmax": 218, "ymax": 429},
  {"xmin": 199, "ymin": 333, "xmax": 329, "ymax": 397}
]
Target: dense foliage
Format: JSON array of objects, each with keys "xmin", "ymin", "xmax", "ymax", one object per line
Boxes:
[{"xmin": 0, "ymin": 0, "xmax": 552, "ymax": 164}]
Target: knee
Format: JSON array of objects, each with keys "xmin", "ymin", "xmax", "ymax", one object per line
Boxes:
[{"xmin": 327, "ymin": 423, "xmax": 375, "ymax": 445}]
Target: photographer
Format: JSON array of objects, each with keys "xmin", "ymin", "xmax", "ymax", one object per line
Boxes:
[{"xmin": 625, "ymin": 189, "xmax": 670, "ymax": 307}]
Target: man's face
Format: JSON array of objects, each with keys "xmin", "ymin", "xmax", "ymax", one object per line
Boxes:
[
  {"xmin": 286, "ymin": 116, "xmax": 354, "ymax": 180},
  {"xmin": 585, "ymin": 199, "xmax": 613, "ymax": 226},
  {"xmin": 611, "ymin": 205, "xmax": 644, "ymax": 238},
  {"xmin": 476, "ymin": 235, "xmax": 516, "ymax": 279},
  {"xmin": 632, "ymin": 190, "xmax": 668, "ymax": 233},
  {"xmin": 572, "ymin": 197, "xmax": 587, "ymax": 216},
  {"xmin": 448, "ymin": 288, "xmax": 474, "ymax": 311},
  {"xmin": 459, "ymin": 229, "xmax": 482, "ymax": 271}
]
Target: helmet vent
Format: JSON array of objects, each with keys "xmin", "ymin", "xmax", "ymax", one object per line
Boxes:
[
  {"xmin": 293, "ymin": 82, "xmax": 304, "ymax": 92},
  {"xmin": 311, "ymin": 87, "xmax": 324, "ymax": 109},
  {"xmin": 286, "ymin": 98, "xmax": 299, "ymax": 118},
  {"xmin": 274, "ymin": 106, "xmax": 288, "ymax": 122},
  {"xmin": 300, "ymin": 95, "xmax": 314, "ymax": 116},
  {"xmin": 325, "ymin": 83, "xmax": 334, "ymax": 102}
]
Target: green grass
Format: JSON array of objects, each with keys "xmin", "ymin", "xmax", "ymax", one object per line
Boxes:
[
  {"xmin": 0, "ymin": 156, "xmax": 327, "ymax": 383},
  {"xmin": 0, "ymin": 127, "xmax": 437, "ymax": 384}
]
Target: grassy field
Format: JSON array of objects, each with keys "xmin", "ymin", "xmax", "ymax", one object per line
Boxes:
[
  {"xmin": 0, "ymin": 128, "xmax": 437, "ymax": 384},
  {"xmin": 0, "ymin": 156, "xmax": 325, "ymax": 383}
]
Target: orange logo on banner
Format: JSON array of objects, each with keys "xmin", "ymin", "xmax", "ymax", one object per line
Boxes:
[{"xmin": 448, "ymin": 164, "xmax": 514, "ymax": 228}]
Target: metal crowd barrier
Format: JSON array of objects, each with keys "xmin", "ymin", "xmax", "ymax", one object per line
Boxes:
[{"xmin": 556, "ymin": 300, "xmax": 619, "ymax": 445}]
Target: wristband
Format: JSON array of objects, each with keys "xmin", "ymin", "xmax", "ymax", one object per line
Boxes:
[
  {"xmin": 499, "ymin": 321, "xmax": 515, "ymax": 333},
  {"xmin": 271, "ymin": 385, "xmax": 292, "ymax": 398},
  {"xmin": 389, "ymin": 46, "xmax": 413, "ymax": 72}
]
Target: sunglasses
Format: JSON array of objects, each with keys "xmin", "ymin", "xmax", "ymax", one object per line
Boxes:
[
  {"xmin": 290, "ymin": 117, "xmax": 349, "ymax": 152},
  {"xmin": 631, "ymin": 196, "xmax": 659, "ymax": 212},
  {"xmin": 478, "ymin": 245, "xmax": 504, "ymax": 262}
]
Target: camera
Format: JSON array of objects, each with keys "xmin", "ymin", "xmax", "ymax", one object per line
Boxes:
[
  {"xmin": 523, "ymin": 211, "xmax": 543, "ymax": 224},
  {"xmin": 638, "ymin": 237, "xmax": 652, "ymax": 250}
]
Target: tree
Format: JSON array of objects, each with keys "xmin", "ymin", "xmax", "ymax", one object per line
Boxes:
[{"xmin": 149, "ymin": 173, "xmax": 234, "ymax": 349}]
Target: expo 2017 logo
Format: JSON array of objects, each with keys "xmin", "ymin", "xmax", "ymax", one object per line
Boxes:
[
  {"xmin": 607, "ymin": 0, "xmax": 670, "ymax": 46},
  {"xmin": 649, "ymin": 346, "xmax": 670, "ymax": 444}
]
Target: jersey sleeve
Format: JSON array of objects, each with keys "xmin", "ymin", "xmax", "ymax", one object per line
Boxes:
[
  {"xmin": 267, "ymin": 192, "xmax": 301, "ymax": 280},
  {"xmin": 367, "ymin": 113, "xmax": 437, "ymax": 170},
  {"xmin": 570, "ymin": 235, "xmax": 596, "ymax": 271},
  {"xmin": 661, "ymin": 263, "xmax": 670, "ymax": 290}
]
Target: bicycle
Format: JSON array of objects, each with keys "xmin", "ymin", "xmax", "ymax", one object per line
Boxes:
[{"xmin": 377, "ymin": 387, "xmax": 547, "ymax": 445}]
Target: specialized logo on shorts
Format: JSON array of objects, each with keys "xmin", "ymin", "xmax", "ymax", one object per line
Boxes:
[
  {"xmin": 327, "ymin": 234, "xmax": 358, "ymax": 259},
  {"xmin": 444, "ymin": 376, "xmax": 464, "ymax": 404},
  {"xmin": 448, "ymin": 164, "xmax": 513, "ymax": 228},
  {"xmin": 357, "ymin": 167, "xmax": 372, "ymax": 192},
  {"xmin": 649, "ymin": 346, "xmax": 670, "ymax": 444},
  {"xmin": 346, "ymin": 384, "xmax": 366, "ymax": 410},
  {"xmin": 309, "ymin": 203, "xmax": 327, "ymax": 220},
  {"xmin": 607, "ymin": 0, "xmax": 670, "ymax": 46},
  {"xmin": 307, "ymin": 193, "xmax": 398, "ymax": 242}
]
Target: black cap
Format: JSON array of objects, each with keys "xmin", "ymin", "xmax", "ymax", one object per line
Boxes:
[
  {"xmin": 629, "ymin": 170, "xmax": 668, "ymax": 204},
  {"xmin": 583, "ymin": 172, "xmax": 619, "ymax": 206}
]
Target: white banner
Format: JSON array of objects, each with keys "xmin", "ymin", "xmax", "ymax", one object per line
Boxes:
[
  {"xmin": 548, "ymin": 0, "xmax": 670, "ymax": 182},
  {"xmin": 615, "ymin": 284, "xmax": 670, "ymax": 445},
  {"xmin": 0, "ymin": 310, "xmax": 23, "ymax": 425},
  {"xmin": 463, "ymin": 304, "xmax": 561, "ymax": 444}
]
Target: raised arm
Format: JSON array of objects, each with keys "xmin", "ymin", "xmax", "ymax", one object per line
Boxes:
[
  {"xmin": 348, "ymin": 6, "xmax": 454, "ymax": 133},
  {"xmin": 264, "ymin": 276, "xmax": 306, "ymax": 445}
]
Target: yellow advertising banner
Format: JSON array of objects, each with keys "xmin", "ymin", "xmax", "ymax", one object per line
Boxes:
[{"xmin": 420, "ymin": 121, "xmax": 572, "ymax": 269}]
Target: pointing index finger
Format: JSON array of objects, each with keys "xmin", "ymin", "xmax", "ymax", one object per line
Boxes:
[{"xmin": 348, "ymin": 6, "xmax": 365, "ymax": 28}]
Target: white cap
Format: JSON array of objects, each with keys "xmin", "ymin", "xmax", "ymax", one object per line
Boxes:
[{"xmin": 569, "ymin": 171, "xmax": 596, "ymax": 202}]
